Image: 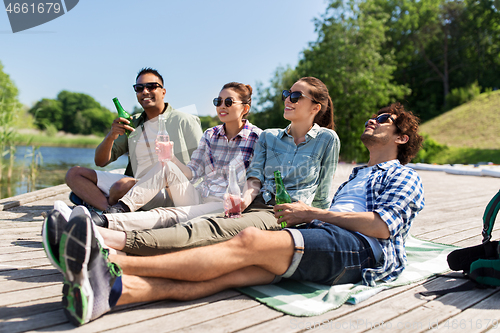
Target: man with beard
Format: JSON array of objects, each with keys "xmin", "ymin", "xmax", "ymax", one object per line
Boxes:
[{"xmin": 56, "ymin": 103, "xmax": 425, "ymax": 326}]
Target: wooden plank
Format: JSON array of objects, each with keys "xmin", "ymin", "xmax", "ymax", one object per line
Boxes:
[
  {"xmin": 0, "ymin": 309, "xmax": 67, "ymax": 333},
  {"xmin": 0, "ymin": 284, "xmax": 62, "ymax": 307},
  {"xmin": 381, "ymin": 285, "xmax": 498, "ymax": 333},
  {"xmin": 0, "ymin": 226, "xmax": 42, "ymax": 238},
  {"xmin": 0, "ymin": 244, "xmax": 43, "ymax": 255},
  {"xmin": 0, "ymin": 222, "xmax": 45, "ymax": 230},
  {"xmin": 0, "ymin": 184, "xmax": 69, "ymax": 211},
  {"xmin": 434, "ymin": 290, "xmax": 500, "ymax": 333},
  {"xmin": 0, "ymin": 295, "xmax": 61, "ymax": 323},
  {"xmin": 100, "ymin": 295, "xmax": 260, "ymax": 333},
  {"xmin": 0, "ymin": 249, "xmax": 46, "ymax": 263},
  {"xmin": 0, "ymin": 265, "xmax": 57, "ymax": 282},
  {"xmin": 0, "ymin": 257, "xmax": 50, "ymax": 272},
  {"xmin": 0, "ymin": 273, "xmax": 62, "ymax": 293},
  {"xmin": 168, "ymin": 305, "xmax": 282, "ymax": 333},
  {"xmin": 411, "ymin": 218, "xmax": 480, "ymax": 238},
  {"xmin": 0, "ymin": 240, "xmax": 43, "ymax": 249},
  {"xmin": 38, "ymin": 291, "xmax": 245, "ymax": 333}
]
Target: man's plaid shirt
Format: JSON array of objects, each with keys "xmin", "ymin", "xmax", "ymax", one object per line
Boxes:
[
  {"xmin": 331, "ymin": 159, "xmax": 425, "ymax": 286},
  {"xmin": 187, "ymin": 120, "xmax": 262, "ymax": 199}
]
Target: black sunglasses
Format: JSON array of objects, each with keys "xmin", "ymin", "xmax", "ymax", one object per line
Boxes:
[
  {"xmin": 133, "ymin": 82, "xmax": 163, "ymax": 93},
  {"xmin": 365, "ymin": 113, "xmax": 398, "ymax": 128},
  {"xmin": 281, "ymin": 90, "xmax": 317, "ymax": 104},
  {"xmin": 213, "ymin": 97, "xmax": 244, "ymax": 107}
]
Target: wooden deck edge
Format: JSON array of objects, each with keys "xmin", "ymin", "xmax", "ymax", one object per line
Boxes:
[{"xmin": 0, "ymin": 184, "xmax": 69, "ymax": 211}]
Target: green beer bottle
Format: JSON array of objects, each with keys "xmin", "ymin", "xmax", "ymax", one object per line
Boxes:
[
  {"xmin": 112, "ymin": 97, "xmax": 135, "ymax": 136},
  {"xmin": 274, "ymin": 170, "xmax": 292, "ymax": 228}
]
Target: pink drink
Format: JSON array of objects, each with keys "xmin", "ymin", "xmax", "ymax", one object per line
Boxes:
[
  {"xmin": 224, "ymin": 193, "xmax": 242, "ymax": 218},
  {"xmin": 156, "ymin": 136, "xmax": 173, "ymax": 162}
]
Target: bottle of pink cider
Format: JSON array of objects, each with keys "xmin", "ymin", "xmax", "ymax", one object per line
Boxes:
[
  {"xmin": 156, "ymin": 113, "xmax": 173, "ymax": 162},
  {"xmin": 224, "ymin": 165, "xmax": 242, "ymax": 218}
]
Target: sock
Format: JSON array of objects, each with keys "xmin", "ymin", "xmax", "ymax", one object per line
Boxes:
[{"xmin": 109, "ymin": 276, "xmax": 122, "ymax": 308}]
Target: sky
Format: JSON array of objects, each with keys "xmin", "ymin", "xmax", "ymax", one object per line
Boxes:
[{"xmin": 0, "ymin": 0, "xmax": 328, "ymax": 117}]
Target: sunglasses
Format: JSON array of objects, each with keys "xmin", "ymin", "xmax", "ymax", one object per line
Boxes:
[
  {"xmin": 281, "ymin": 90, "xmax": 317, "ymax": 104},
  {"xmin": 133, "ymin": 82, "xmax": 163, "ymax": 93},
  {"xmin": 365, "ymin": 113, "xmax": 398, "ymax": 128},
  {"xmin": 213, "ymin": 97, "xmax": 244, "ymax": 107}
]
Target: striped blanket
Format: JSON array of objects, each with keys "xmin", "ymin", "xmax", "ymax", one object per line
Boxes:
[{"xmin": 238, "ymin": 236, "xmax": 457, "ymax": 317}]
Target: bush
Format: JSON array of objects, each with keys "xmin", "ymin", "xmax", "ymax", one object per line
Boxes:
[
  {"xmin": 445, "ymin": 81, "xmax": 481, "ymax": 110},
  {"xmin": 412, "ymin": 134, "xmax": 448, "ymax": 163}
]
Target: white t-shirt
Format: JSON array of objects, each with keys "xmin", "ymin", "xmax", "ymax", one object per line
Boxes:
[
  {"xmin": 128, "ymin": 116, "xmax": 159, "ymax": 179},
  {"xmin": 329, "ymin": 167, "xmax": 383, "ymax": 262}
]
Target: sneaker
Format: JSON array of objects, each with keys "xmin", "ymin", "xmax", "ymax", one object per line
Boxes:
[
  {"xmin": 60, "ymin": 214, "xmax": 122, "ymax": 326},
  {"xmin": 69, "ymin": 192, "xmax": 103, "ymax": 214},
  {"xmin": 42, "ymin": 202, "xmax": 90, "ymax": 276},
  {"xmin": 54, "ymin": 200, "xmax": 72, "ymax": 221},
  {"xmin": 104, "ymin": 202, "xmax": 129, "ymax": 214},
  {"xmin": 69, "ymin": 192, "xmax": 85, "ymax": 206},
  {"xmin": 42, "ymin": 209, "xmax": 67, "ymax": 274},
  {"xmin": 90, "ymin": 210, "xmax": 108, "ymax": 228}
]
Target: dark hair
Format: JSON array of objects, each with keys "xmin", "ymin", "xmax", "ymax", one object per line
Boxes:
[
  {"xmin": 136, "ymin": 67, "xmax": 164, "ymax": 85},
  {"xmin": 221, "ymin": 82, "xmax": 253, "ymax": 118},
  {"xmin": 376, "ymin": 103, "xmax": 423, "ymax": 165},
  {"xmin": 296, "ymin": 77, "xmax": 334, "ymax": 130}
]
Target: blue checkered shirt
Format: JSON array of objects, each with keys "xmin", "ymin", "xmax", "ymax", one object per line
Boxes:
[
  {"xmin": 187, "ymin": 120, "xmax": 262, "ymax": 199},
  {"xmin": 331, "ymin": 159, "xmax": 425, "ymax": 286}
]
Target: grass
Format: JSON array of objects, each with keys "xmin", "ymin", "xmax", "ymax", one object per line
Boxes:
[
  {"xmin": 416, "ymin": 90, "xmax": 500, "ymax": 165},
  {"xmin": 420, "ymin": 90, "xmax": 500, "ymax": 150},
  {"xmin": 16, "ymin": 131, "xmax": 103, "ymax": 148},
  {"xmin": 423, "ymin": 147, "xmax": 500, "ymax": 165}
]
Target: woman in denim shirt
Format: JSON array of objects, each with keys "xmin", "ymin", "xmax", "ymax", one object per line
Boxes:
[{"xmin": 95, "ymin": 76, "xmax": 340, "ymax": 255}]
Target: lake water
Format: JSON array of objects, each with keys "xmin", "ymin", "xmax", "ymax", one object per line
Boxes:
[{"xmin": 0, "ymin": 146, "xmax": 129, "ymax": 199}]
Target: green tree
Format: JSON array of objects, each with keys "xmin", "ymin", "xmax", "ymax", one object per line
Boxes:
[
  {"xmin": 296, "ymin": 0, "xmax": 410, "ymax": 161},
  {"xmin": 56, "ymin": 90, "xmax": 107, "ymax": 134},
  {"xmin": 374, "ymin": 0, "xmax": 500, "ymax": 120},
  {"xmin": 0, "ymin": 61, "xmax": 22, "ymax": 181},
  {"xmin": 199, "ymin": 115, "xmax": 221, "ymax": 132},
  {"xmin": 248, "ymin": 66, "xmax": 300, "ymax": 130},
  {"xmin": 76, "ymin": 107, "xmax": 115, "ymax": 135},
  {"xmin": 29, "ymin": 90, "xmax": 115, "ymax": 136},
  {"xmin": 28, "ymin": 98, "xmax": 64, "ymax": 130}
]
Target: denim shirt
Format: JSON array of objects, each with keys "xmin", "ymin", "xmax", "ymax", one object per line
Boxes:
[{"xmin": 246, "ymin": 124, "xmax": 340, "ymax": 209}]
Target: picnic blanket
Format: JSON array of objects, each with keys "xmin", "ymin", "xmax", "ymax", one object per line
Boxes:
[{"xmin": 238, "ymin": 235, "xmax": 457, "ymax": 317}]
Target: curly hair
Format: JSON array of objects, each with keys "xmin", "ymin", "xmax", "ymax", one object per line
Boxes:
[{"xmin": 376, "ymin": 103, "xmax": 423, "ymax": 165}]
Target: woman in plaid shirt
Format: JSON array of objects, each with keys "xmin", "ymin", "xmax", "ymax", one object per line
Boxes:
[{"xmin": 91, "ymin": 82, "xmax": 262, "ymax": 231}]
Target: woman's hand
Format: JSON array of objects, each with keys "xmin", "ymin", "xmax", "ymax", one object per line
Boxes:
[
  {"xmin": 274, "ymin": 201, "xmax": 316, "ymax": 227},
  {"xmin": 240, "ymin": 177, "xmax": 262, "ymax": 211}
]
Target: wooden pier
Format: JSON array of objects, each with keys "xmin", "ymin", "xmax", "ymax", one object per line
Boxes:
[{"xmin": 1, "ymin": 164, "xmax": 499, "ymax": 332}]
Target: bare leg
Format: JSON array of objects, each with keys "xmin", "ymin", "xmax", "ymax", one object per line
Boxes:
[
  {"xmin": 65, "ymin": 166, "xmax": 109, "ymax": 211},
  {"xmin": 108, "ymin": 177, "xmax": 137, "ymax": 205},
  {"xmin": 110, "ymin": 227, "xmax": 294, "ymax": 281},
  {"xmin": 117, "ymin": 266, "xmax": 275, "ymax": 305},
  {"xmin": 97, "ymin": 226, "xmax": 127, "ymax": 250}
]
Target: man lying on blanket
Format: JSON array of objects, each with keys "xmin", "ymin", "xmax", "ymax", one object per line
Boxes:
[{"xmin": 46, "ymin": 102, "xmax": 425, "ymax": 326}]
